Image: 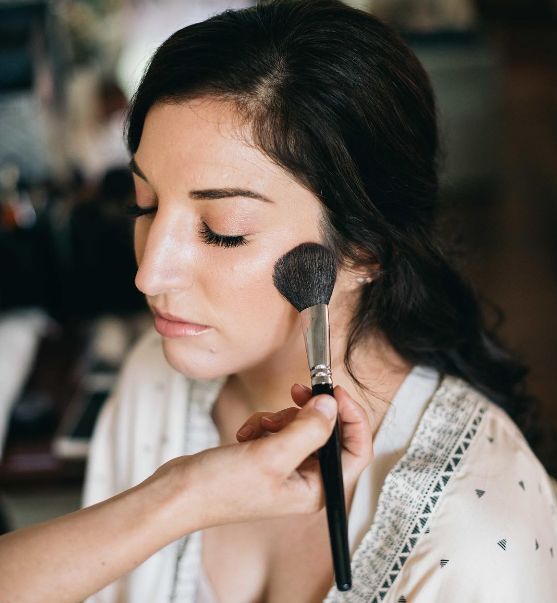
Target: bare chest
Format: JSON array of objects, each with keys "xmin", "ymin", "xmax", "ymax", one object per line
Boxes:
[{"xmin": 201, "ymin": 511, "xmax": 334, "ymax": 603}]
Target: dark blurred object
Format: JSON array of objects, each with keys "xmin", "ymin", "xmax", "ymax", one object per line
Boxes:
[
  {"xmin": 67, "ymin": 167, "xmax": 146, "ymax": 319},
  {"xmin": 0, "ymin": 1, "xmax": 47, "ymax": 93},
  {"xmin": 54, "ymin": 314, "xmax": 140, "ymax": 460},
  {"xmin": 366, "ymin": 0, "xmax": 476, "ymax": 33},
  {"xmin": 71, "ymin": 76, "xmax": 130, "ymax": 181},
  {"xmin": 408, "ymin": 30, "xmax": 500, "ymax": 195},
  {"xmin": 8, "ymin": 390, "xmax": 57, "ymax": 438},
  {"xmin": 53, "ymin": 388, "xmax": 110, "ymax": 459},
  {"xmin": 0, "ymin": 0, "xmax": 66, "ymax": 182},
  {"xmin": 0, "ymin": 312, "xmax": 150, "ymax": 481},
  {"xmin": 438, "ymin": 13, "xmax": 557, "ymax": 475},
  {"xmin": 0, "ymin": 320, "xmax": 88, "ymax": 483},
  {"xmin": 475, "ymin": 0, "xmax": 557, "ymax": 22},
  {"xmin": 0, "ymin": 164, "xmax": 146, "ymax": 320},
  {"xmin": 0, "ymin": 160, "xmax": 51, "ymax": 311},
  {"xmin": 0, "ymin": 506, "xmax": 9, "ymax": 534},
  {"xmin": 98, "ymin": 77, "xmax": 128, "ymax": 122}
]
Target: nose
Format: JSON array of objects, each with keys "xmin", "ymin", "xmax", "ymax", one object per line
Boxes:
[{"xmin": 134, "ymin": 208, "xmax": 195, "ymax": 296}]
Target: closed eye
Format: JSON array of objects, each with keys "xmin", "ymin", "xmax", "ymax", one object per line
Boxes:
[
  {"xmin": 198, "ymin": 222, "xmax": 248, "ymax": 248},
  {"xmin": 124, "ymin": 203, "xmax": 248, "ymax": 248}
]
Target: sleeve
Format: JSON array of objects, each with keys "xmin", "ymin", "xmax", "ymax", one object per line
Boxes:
[
  {"xmin": 81, "ymin": 394, "xmax": 129, "ymax": 603},
  {"xmin": 384, "ymin": 406, "xmax": 557, "ymax": 603},
  {"xmin": 81, "ymin": 329, "xmax": 161, "ymax": 603},
  {"xmin": 82, "ymin": 327, "xmax": 162, "ymax": 508},
  {"xmin": 82, "ymin": 395, "xmax": 118, "ymax": 509}
]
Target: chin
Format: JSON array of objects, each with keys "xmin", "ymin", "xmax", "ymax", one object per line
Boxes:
[{"xmin": 160, "ymin": 338, "xmax": 228, "ymax": 380}]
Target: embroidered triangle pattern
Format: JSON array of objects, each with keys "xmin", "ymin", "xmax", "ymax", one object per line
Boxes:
[
  {"xmin": 370, "ymin": 405, "xmax": 487, "ymax": 603},
  {"xmin": 475, "ymin": 489, "xmax": 485, "ymax": 498},
  {"xmin": 397, "ymin": 597, "xmax": 408, "ymax": 602},
  {"xmin": 518, "ymin": 480, "xmax": 525, "ymax": 490},
  {"xmin": 497, "ymin": 538, "xmax": 507, "ymax": 551},
  {"xmin": 535, "ymin": 539, "xmax": 540, "ymax": 550}
]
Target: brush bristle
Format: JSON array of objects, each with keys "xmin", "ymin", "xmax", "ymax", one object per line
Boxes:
[{"xmin": 272, "ymin": 242, "xmax": 337, "ymax": 312}]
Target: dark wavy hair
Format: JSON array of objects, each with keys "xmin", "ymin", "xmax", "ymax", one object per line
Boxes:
[{"xmin": 125, "ymin": 0, "xmax": 549, "ymax": 469}]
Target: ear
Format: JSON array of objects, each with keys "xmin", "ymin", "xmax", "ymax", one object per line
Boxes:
[
  {"xmin": 334, "ymin": 260, "xmax": 381, "ymax": 296},
  {"xmin": 342, "ymin": 247, "xmax": 381, "ymax": 288}
]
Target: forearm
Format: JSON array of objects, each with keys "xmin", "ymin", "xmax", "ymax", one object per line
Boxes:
[{"xmin": 0, "ymin": 475, "xmax": 200, "ymax": 603}]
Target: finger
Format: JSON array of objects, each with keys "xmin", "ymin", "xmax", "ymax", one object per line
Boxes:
[
  {"xmin": 334, "ymin": 385, "xmax": 373, "ymax": 471},
  {"xmin": 260, "ymin": 406, "xmax": 300, "ymax": 432},
  {"xmin": 291, "ymin": 383, "xmax": 371, "ymax": 461},
  {"xmin": 291, "ymin": 383, "xmax": 312, "ymax": 407},
  {"xmin": 255, "ymin": 394, "xmax": 338, "ymax": 477},
  {"xmin": 237, "ymin": 407, "xmax": 300, "ymax": 441},
  {"xmin": 293, "ymin": 383, "xmax": 371, "ymax": 458},
  {"xmin": 236, "ymin": 411, "xmax": 276, "ymax": 441}
]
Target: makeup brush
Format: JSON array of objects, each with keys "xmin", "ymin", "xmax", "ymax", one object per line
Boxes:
[{"xmin": 273, "ymin": 242, "xmax": 351, "ymax": 592}]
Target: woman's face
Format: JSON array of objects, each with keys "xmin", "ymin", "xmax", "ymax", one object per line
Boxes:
[{"xmin": 132, "ymin": 98, "xmax": 351, "ymax": 379}]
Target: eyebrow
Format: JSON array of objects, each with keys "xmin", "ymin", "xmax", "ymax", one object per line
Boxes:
[{"xmin": 128, "ymin": 156, "xmax": 275, "ymax": 204}]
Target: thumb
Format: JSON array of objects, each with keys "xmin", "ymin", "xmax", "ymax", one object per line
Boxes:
[{"xmin": 261, "ymin": 394, "xmax": 338, "ymax": 477}]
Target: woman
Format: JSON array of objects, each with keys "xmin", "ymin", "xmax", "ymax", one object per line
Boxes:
[{"xmin": 84, "ymin": 0, "xmax": 557, "ymax": 602}]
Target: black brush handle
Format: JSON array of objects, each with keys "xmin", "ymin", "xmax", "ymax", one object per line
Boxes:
[{"xmin": 313, "ymin": 382, "xmax": 352, "ymax": 591}]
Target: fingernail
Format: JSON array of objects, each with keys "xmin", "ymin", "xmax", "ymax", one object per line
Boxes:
[
  {"xmin": 261, "ymin": 415, "xmax": 278, "ymax": 425},
  {"xmin": 237, "ymin": 425, "xmax": 254, "ymax": 438},
  {"xmin": 314, "ymin": 395, "xmax": 336, "ymax": 419},
  {"xmin": 301, "ymin": 384, "xmax": 312, "ymax": 393}
]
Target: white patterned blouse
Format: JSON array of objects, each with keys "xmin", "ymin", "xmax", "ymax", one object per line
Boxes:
[{"xmin": 83, "ymin": 327, "xmax": 557, "ymax": 602}]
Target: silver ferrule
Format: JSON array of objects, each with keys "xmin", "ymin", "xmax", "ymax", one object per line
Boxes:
[{"xmin": 300, "ymin": 304, "xmax": 333, "ymax": 387}]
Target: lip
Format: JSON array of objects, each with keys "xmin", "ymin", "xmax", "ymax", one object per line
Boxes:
[{"xmin": 152, "ymin": 308, "xmax": 211, "ymax": 338}]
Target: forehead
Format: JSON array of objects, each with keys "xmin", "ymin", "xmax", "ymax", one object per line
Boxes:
[{"xmin": 136, "ymin": 98, "xmax": 293, "ymax": 190}]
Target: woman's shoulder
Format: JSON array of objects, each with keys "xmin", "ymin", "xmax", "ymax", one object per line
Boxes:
[
  {"xmin": 405, "ymin": 377, "xmax": 557, "ymax": 601},
  {"xmin": 384, "ymin": 376, "xmax": 557, "ymax": 600},
  {"xmin": 437, "ymin": 374, "xmax": 551, "ymax": 485},
  {"xmin": 330, "ymin": 374, "xmax": 557, "ymax": 602},
  {"xmin": 426, "ymin": 374, "xmax": 556, "ymax": 536}
]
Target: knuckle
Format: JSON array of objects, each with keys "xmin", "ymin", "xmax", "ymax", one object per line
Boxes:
[{"xmin": 304, "ymin": 415, "xmax": 328, "ymax": 441}]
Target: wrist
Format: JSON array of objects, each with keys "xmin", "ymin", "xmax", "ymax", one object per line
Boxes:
[{"xmin": 138, "ymin": 457, "xmax": 205, "ymax": 544}]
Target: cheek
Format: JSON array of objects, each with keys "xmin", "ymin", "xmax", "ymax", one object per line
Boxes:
[
  {"xmin": 206, "ymin": 245, "xmax": 299, "ymax": 343},
  {"xmin": 209, "ymin": 249, "xmax": 279, "ymax": 310}
]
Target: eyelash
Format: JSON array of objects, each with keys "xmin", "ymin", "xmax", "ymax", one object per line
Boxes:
[{"xmin": 124, "ymin": 203, "xmax": 248, "ymax": 248}]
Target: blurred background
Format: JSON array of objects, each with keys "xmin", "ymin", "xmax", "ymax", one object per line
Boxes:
[{"xmin": 1, "ymin": 0, "xmax": 556, "ymax": 534}]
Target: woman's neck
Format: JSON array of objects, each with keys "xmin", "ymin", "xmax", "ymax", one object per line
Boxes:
[{"xmin": 211, "ymin": 330, "xmax": 412, "ymax": 446}]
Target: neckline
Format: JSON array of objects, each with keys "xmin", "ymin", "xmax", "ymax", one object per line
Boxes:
[
  {"xmin": 324, "ymin": 374, "xmax": 485, "ymax": 602},
  {"xmin": 190, "ymin": 366, "xmax": 444, "ymax": 603},
  {"xmin": 189, "ymin": 365, "xmax": 441, "ymax": 447},
  {"xmin": 346, "ymin": 365, "xmax": 441, "ymax": 552},
  {"xmin": 372, "ymin": 364, "xmax": 440, "ymax": 450}
]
